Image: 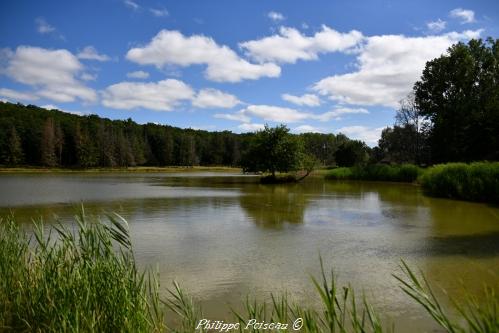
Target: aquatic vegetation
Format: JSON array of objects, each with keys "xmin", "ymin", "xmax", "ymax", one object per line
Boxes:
[
  {"xmin": 325, "ymin": 164, "xmax": 422, "ymax": 183},
  {"xmin": 0, "ymin": 211, "xmax": 497, "ymax": 332},
  {"xmin": 419, "ymin": 162, "xmax": 499, "ymax": 203}
]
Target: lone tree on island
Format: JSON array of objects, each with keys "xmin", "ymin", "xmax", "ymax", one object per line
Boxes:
[{"xmin": 241, "ymin": 124, "xmax": 317, "ymax": 182}]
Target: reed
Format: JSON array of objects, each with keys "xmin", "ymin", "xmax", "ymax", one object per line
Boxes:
[
  {"xmin": 326, "ymin": 164, "xmax": 422, "ymax": 183},
  {"xmin": 419, "ymin": 162, "xmax": 499, "ymax": 203},
  {"xmin": 1, "ymin": 211, "xmax": 497, "ymax": 332}
]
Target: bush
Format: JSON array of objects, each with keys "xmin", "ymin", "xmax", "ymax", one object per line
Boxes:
[
  {"xmin": 326, "ymin": 164, "xmax": 422, "ymax": 183},
  {"xmin": 419, "ymin": 162, "xmax": 499, "ymax": 203}
]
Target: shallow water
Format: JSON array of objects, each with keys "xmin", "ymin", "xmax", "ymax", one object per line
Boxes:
[{"xmin": 1, "ymin": 172, "xmax": 498, "ymax": 332}]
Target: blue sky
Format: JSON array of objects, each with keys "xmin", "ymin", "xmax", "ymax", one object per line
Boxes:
[{"xmin": 1, "ymin": 0, "xmax": 498, "ymax": 145}]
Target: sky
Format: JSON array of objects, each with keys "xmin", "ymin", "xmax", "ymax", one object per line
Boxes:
[{"xmin": 0, "ymin": 0, "xmax": 498, "ymax": 145}]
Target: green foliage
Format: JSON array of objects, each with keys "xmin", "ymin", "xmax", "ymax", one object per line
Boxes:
[
  {"xmin": 0, "ymin": 210, "xmax": 166, "ymax": 332},
  {"xmin": 241, "ymin": 124, "xmax": 303, "ymax": 176},
  {"xmin": 1, "ymin": 212, "xmax": 497, "ymax": 332},
  {"xmin": 419, "ymin": 162, "xmax": 499, "ymax": 203},
  {"xmin": 394, "ymin": 260, "xmax": 498, "ymax": 333},
  {"xmin": 326, "ymin": 164, "xmax": 422, "ymax": 183},
  {"xmin": 414, "ymin": 38, "xmax": 499, "ymax": 162},
  {"xmin": 0, "ymin": 102, "xmax": 363, "ymax": 169},
  {"xmin": 334, "ymin": 140, "xmax": 370, "ymax": 167}
]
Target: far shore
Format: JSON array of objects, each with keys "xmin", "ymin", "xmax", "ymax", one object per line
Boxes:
[{"xmin": 0, "ymin": 166, "xmax": 243, "ymax": 174}]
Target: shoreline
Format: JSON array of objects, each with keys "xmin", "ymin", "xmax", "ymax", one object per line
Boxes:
[{"xmin": 0, "ymin": 166, "xmax": 242, "ymax": 174}]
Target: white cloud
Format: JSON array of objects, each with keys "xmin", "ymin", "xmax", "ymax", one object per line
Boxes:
[
  {"xmin": 450, "ymin": 8, "xmax": 475, "ymax": 24},
  {"xmin": 282, "ymin": 93, "xmax": 320, "ymax": 107},
  {"xmin": 293, "ymin": 125, "xmax": 323, "ymax": 133},
  {"xmin": 240, "ymin": 104, "xmax": 310, "ymax": 123},
  {"xmin": 0, "ymin": 88, "xmax": 39, "ymax": 102},
  {"xmin": 427, "ymin": 19, "xmax": 446, "ymax": 33},
  {"xmin": 313, "ymin": 31, "xmax": 482, "ymax": 107},
  {"xmin": 240, "ymin": 25, "xmax": 363, "ymax": 64},
  {"xmin": 126, "ymin": 70, "xmax": 150, "ymax": 79},
  {"xmin": 149, "ymin": 8, "xmax": 168, "ymax": 17},
  {"xmin": 216, "ymin": 104, "xmax": 365, "ymax": 125},
  {"xmin": 192, "ymin": 88, "xmax": 240, "ymax": 109},
  {"xmin": 3, "ymin": 46, "xmax": 97, "ymax": 103},
  {"xmin": 41, "ymin": 104, "xmax": 58, "ymax": 110},
  {"xmin": 126, "ymin": 30, "xmax": 280, "ymax": 82},
  {"xmin": 80, "ymin": 72, "xmax": 97, "ymax": 81},
  {"xmin": 77, "ymin": 46, "xmax": 110, "ymax": 61},
  {"xmin": 336, "ymin": 126, "xmax": 385, "ymax": 145},
  {"xmin": 101, "ymin": 79, "xmax": 194, "ymax": 111},
  {"xmin": 214, "ymin": 112, "xmax": 250, "ymax": 123},
  {"xmin": 238, "ymin": 123, "xmax": 265, "ymax": 132},
  {"xmin": 315, "ymin": 107, "xmax": 369, "ymax": 121},
  {"xmin": 124, "ymin": 0, "xmax": 139, "ymax": 10},
  {"xmin": 267, "ymin": 11, "xmax": 285, "ymax": 22},
  {"xmin": 35, "ymin": 17, "xmax": 55, "ymax": 34}
]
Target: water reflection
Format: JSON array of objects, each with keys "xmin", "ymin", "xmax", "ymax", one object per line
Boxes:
[
  {"xmin": 239, "ymin": 184, "xmax": 308, "ymax": 228},
  {"xmin": 0, "ymin": 173, "xmax": 498, "ymax": 332}
]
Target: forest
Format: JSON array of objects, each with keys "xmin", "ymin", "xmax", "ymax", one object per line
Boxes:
[{"xmin": 0, "ymin": 101, "xmax": 368, "ymax": 168}]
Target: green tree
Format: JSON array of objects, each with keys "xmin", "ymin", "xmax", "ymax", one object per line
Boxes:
[
  {"xmin": 40, "ymin": 118, "xmax": 57, "ymax": 167},
  {"xmin": 241, "ymin": 124, "xmax": 303, "ymax": 177},
  {"xmin": 334, "ymin": 140, "xmax": 369, "ymax": 167},
  {"xmin": 414, "ymin": 38, "xmax": 499, "ymax": 162},
  {"xmin": 3, "ymin": 126, "xmax": 24, "ymax": 165}
]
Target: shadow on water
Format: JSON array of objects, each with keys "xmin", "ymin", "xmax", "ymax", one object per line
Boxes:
[{"xmin": 423, "ymin": 232, "xmax": 499, "ymax": 257}]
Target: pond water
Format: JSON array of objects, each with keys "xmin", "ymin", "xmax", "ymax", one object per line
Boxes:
[{"xmin": 1, "ymin": 172, "xmax": 498, "ymax": 332}]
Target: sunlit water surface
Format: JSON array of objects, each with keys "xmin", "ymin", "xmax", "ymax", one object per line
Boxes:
[{"xmin": 1, "ymin": 172, "xmax": 498, "ymax": 332}]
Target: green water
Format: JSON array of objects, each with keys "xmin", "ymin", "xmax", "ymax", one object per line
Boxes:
[{"xmin": 1, "ymin": 172, "xmax": 498, "ymax": 332}]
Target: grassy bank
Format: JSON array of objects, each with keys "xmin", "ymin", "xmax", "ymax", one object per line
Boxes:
[
  {"xmin": 0, "ymin": 166, "xmax": 242, "ymax": 174},
  {"xmin": 1, "ymin": 211, "xmax": 497, "ymax": 332},
  {"xmin": 420, "ymin": 162, "xmax": 499, "ymax": 203},
  {"xmin": 326, "ymin": 162, "xmax": 499, "ymax": 204},
  {"xmin": 325, "ymin": 164, "xmax": 422, "ymax": 183}
]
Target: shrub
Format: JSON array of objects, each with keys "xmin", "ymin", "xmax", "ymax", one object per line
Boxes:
[{"xmin": 419, "ymin": 162, "xmax": 499, "ymax": 203}]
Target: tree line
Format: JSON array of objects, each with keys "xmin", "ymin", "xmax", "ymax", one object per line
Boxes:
[
  {"xmin": 0, "ymin": 102, "xmax": 369, "ymax": 168},
  {"xmin": 374, "ymin": 37, "xmax": 499, "ymax": 165}
]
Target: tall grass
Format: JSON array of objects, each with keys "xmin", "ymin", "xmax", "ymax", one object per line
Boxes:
[
  {"xmin": 1, "ymin": 211, "xmax": 497, "ymax": 332},
  {"xmin": 419, "ymin": 162, "xmax": 499, "ymax": 203},
  {"xmin": 326, "ymin": 164, "xmax": 422, "ymax": 183},
  {"xmin": 0, "ymin": 209, "xmax": 166, "ymax": 332}
]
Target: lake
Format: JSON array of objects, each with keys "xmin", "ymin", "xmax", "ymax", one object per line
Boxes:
[{"xmin": 1, "ymin": 171, "xmax": 498, "ymax": 332}]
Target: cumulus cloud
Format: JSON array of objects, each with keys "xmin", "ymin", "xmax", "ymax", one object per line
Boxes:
[
  {"xmin": 293, "ymin": 125, "xmax": 323, "ymax": 133},
  {"xmin": 126, "ymin": 30, "xmax": 280, "ymax": 82},
  {"xmin": 238, "ymin": 123, "xmax": 265, "ymax": 132},
  {"xmin": 0, "ymin": 88, "xmax": 39, "ymax": 102},
  {"xmin": 102, "ymin": 79, "xmax": 194, "ymax": 111},
  {"xmin": 77, "ymin": 46, "xmax": 110, "ymax": 61},
  {"xmin": 192, "ymin": 88, "xmax": 240, "ymax": 109},
  {"xmin": 313, "ymin": 30, "xmax": 482, "ymax": 107},
  {"xmin": 126, "ymin": 70, "xmax": 150, "ymax": 79},
  {"xmin": 427, "ymin": 19, "xmax": 446, "ymax": 33},
  {"xmin": 282, "ymin": 93, "xmax": 320, "ymax": 107},
  {"xmin": 239, "ymin": 104, "xmax": 310, "ymax": 123},
  {"xmin": 450, "ymin": 8, "xmax": 475, "ymax": 24},
  {"xmin": 240, "ymin": 25, "xmax": 363, "ymax": 64},
  {"xmin": 315, "ymin": 107, "xmax": 369, "ymax": 121},
  {"xmin": 2, "ymin": 46, "xmax": 97, "ymax": 103},
  {"xmin": 267, "ymin": 11, "xmax": 285, "ymax": 22},
  {"xmin": 336, "ymin": 126, "xmax": 385, "ymax": 146},
  {"xmin": 215, "ymin": 104, "xmax": 361, "ymax": 125}
]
